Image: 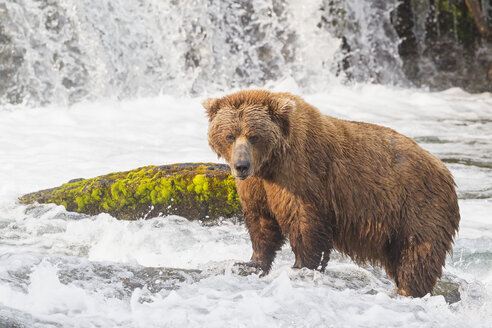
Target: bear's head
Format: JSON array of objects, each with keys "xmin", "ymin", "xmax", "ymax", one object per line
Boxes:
[{"xmin": 202, "ymin": 90, "xmax": 295, "ymax": 180}]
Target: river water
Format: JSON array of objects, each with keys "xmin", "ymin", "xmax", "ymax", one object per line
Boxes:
[{"xmin": 0, "ymin": 82, "xmax": 491, "ymax": 327}]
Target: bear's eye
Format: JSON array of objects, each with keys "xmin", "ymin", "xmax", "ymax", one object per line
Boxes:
[
  {"xmin": 248, "ymin": 135, "xmax": 259, "ymax": 144},
  {"xmin": 225, "ymin": 134, "xmax": 235, "ymax": 144}
]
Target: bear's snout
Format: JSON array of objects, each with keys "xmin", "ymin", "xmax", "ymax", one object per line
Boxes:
[
  {"xmin": 234, "ymin": 161, "xmax": 250, "ymax": 179},
  {"xmin": 231, "ymin": 140, "xmax": 252, "ymax": 179}
]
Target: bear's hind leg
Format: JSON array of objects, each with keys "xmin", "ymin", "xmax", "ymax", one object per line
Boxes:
[{"xmin": 395, "ymin": 236, "xmax": 447, "ymax": 297}]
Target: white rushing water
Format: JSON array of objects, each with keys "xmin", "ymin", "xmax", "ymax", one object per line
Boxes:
[{"xmin": 0, "ymin": 81, "xmax": 491, "ymax": 327}]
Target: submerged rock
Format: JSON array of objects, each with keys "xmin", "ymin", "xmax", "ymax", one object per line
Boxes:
[
  {"xmin": 433, "ymin": 273, "xmax": 465, "ymax": 304},
  {"xmin": 19, "ymin": 163, "xmax": 241, "ymax": 222}
]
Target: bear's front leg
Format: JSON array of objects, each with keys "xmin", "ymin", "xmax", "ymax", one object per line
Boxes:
[
  {"xmin": 236, "ymin": 177, "xmax": 285, "ymax": 274},
  {"xmin": 288, "ymin": 205, "xmax": 333, "ymax": 271}
]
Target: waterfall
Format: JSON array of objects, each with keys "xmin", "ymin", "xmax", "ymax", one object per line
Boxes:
[{"xmin": 0, "ymin": 0, "xmax": 489, "ymax": 107}]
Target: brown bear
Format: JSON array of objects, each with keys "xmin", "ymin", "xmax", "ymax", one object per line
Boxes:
[{"xmin": 202, "ymin": 89, "xmax": 460, "ymax": 297}]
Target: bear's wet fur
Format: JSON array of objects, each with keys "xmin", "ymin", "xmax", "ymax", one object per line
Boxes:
[{"xmin": 203, "ymin": 90, "xmax": 460, "ymax": 297}]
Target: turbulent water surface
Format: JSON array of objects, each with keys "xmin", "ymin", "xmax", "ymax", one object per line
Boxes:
[{"xmin": 0, "ymin": 83, "xmax": 491, "ymax": 327}]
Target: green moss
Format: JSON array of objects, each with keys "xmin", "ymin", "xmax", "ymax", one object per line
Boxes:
[
  {"xmin": 192, "ymin": 174, "xmax": 209, "ymax": 200},
  {"xmin": 211, "ymin": 175, "xmax": 241, "ymax": 215},
  {"xmin": 91, "ymin": 188, "xmax": 102, "ymax": 201}
]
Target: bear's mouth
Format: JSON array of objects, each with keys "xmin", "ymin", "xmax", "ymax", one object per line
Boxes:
[{"xmin": 236, "ymin": 175, "xmax": 249, "ymax": 180}]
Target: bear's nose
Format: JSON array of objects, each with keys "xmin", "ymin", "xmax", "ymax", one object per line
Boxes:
[{"xmin": 234, "ymin": 161, "xmax": 250, "ymax": 175}]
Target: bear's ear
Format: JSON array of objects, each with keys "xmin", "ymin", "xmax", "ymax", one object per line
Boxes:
[
  {"xmin": 268, "ymin": 96, "xmax": 295, "ymax": 137},
  {"xmin": 202, "ymin": 97, "xmax": 220, "ymax": 121}
]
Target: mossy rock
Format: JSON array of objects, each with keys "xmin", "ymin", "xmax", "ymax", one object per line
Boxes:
[{"xmin": 19, "ymin": 163, "xmax": 241, "ymax": 222}]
